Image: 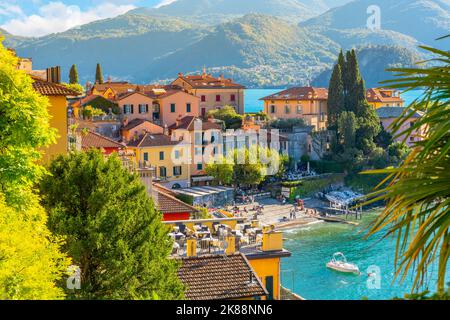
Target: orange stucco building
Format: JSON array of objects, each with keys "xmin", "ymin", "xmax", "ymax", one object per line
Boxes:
[
  {"xmin": 261, "ymin": 87, "xmax": 329, "ymax": 131},
  {"xmin": 171, "ymin": 71, "xmax": 245, "ymax": 116}
]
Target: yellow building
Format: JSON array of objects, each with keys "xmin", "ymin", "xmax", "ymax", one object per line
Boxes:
[
  {"xmin": 127, "ymin": 133, "xmax": 191, "ymax": 189},
  {"xmin": 165, "ymin": 218, "xmax": 291, "ymax": 300},
  {"xmin": 171, "ymin": 70, "xmax": 246, "ymax": 115},
  {"xmin": 31, "ymin": 77, "xmax": 79, "ymax": 162},
  {"xmin": 366, "ymin": 88, "xmax": 404, "ymax": 109},
  {"xmin": 261, "ymin": 87, "xmax": 329, "ymax": 131}
]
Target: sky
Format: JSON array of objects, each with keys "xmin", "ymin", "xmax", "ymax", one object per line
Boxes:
[{"xmin": 0, "ymin": 0, "xmax": 178, "ymax": 37}]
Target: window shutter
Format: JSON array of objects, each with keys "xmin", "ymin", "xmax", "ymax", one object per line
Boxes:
[
  {"xmin": 131, "ymin": 104, "xmax": 134, "ymax": 114},
  {"xmin": 123, "ymin": 105, "xmax": 127, "ymax": 114},
  {"xmin": 146, "ymin": 104, "xmax": 149, "ymax": 113}
]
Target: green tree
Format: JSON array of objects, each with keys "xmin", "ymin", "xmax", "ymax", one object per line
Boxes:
[
  {"xmin": 0, "ymin": 40, "xmax": 56, "ymax": 207},
  {"xmin": 95, "ymin": 63, "xmax": 104, "ymax": 84},
  {"xmin": 39, "ymin": 150, "xmax": 185, "ymax": 299},
  {"xmin": 337, "ymin": 111, "xmax": 357, "ymax": 152},
  {"xmin": 365, "ymin": 42, "xmax": 450, "ymax": 294},
  {"xmin": 233, "ymin": 147, "xmax": 265, "ymax": 187},
  {"xmin": 205, "ymin": 156, "xmax": 234, "ymax": 185},
  {"xmin": 69, "ymin": 64, "xmax": 79, "ymax": 84},
  {"xmin": 327, "ymin": 55, "xmax": 345, "ymax": 129},
  {"xmin": 207, "ymin": 106, "xmax": 242, "ymax": 129}
]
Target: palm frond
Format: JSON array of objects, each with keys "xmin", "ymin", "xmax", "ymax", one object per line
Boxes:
[{"xmin": 364, "ymin": 39, "xmax": 450, "ymax": 294}]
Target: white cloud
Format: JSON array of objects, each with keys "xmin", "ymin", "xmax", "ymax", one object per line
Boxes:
[
  {"xmin": 155, "ymin": 0, "xmax": 178, "ymax": 8},
  {"xmin": 0, "ymin": 2, "xmax": 24, "ymax": 17},
  {"xmin": 1, "ymin": 1, "xmax": 136, "ymax": 37}
]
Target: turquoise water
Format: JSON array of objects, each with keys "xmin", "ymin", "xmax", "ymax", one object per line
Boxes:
[
  {"xmin": 244, "ymin": 89, "xmax": 425, "ymax": 114},
  {"xmin": 280, "ymin": 212, "xmax": 449, "ymax": 300}
]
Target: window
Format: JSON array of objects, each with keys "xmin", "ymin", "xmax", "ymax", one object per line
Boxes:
[
  {"xmin": 170, "ymin": 103, "xmax": 176, "ymax": 113},
  {"xmin": 173, "ymin": 166, "xmax": 182, "ymax": 176},
  {"xmin": 216, "ymin": 95, "xmax": 221, "ymax": 102},
  {"xmin": 195, "ymin": 132, "xmax": 202, "ymax": 145},
  {"xmin": 174, "ymin": 150, "xmax": 180, "ymax": 159},
  {"xmin": 410, "ymin": 121, "xmax": 415, "ymax": 128},
  {"xmin": 186, "ymin": 103, "xmax": 191, "ymax": 113},
  {"xmin": 201, "ymin": 95, "xmax": 206, "ymax": 102},
  {"xmin": 285, "ymin": 105, "xmax": 291, "ymax": 114},
  {"xmin": 139, "ymin": 104, "xmax": 148, "ymax": 114},
  {"xmin": 230, "ymin": 94, "xmax": 236, "ymax": 102},
  {"xmin": 197, "ymin": 164, "xmax": 203, "ymax": 170},
  {"xmin": 296, "ymin": 105, "xmax": 302, "ymax": 114},
  {"xmin": 270, "ymin": 105, "xmax": 275, "ymax": 113},
  {"xmin": 195, "ymin": 148, "xmax": 202, "ymax": 156},
  {"xmin": 143, "ymin": 152, "xmax": 149, "ymax": 162},
  {"xmin": 124, "ymin": 104, "xmax": 133, "ymax": 114},
  {"xmin": 159, "ymin": 166, "xmax": 167, "ymax": 178},
  {"xmin": 159, "ymin": 151, "xmax": 164, "ymax": 161}
]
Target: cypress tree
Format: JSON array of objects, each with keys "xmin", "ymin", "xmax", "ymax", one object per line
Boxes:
[
  {"xmin": 95, "ymin": 63, "xmax": 104, "ymax": 84},
  {"xmin": 69, "ymin": 64, "xmax": 79, "ymax": 84},
  {"xmin": 344, "ymin": 50, "xmax": 362, "ymax": 112},
  {"xmin": 327, "ymin": 62, "xmax": 345, "ymax": 129}
]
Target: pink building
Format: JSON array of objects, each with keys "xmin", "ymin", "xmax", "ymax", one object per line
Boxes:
[{"xmin": 376, "ymin": 107, "xmax": 425, "ymax": 147}]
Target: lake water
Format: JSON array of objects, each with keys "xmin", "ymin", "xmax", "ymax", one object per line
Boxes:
[
  {"xmin": 280, "ymin": 211, "xmax": 449, "ymax": 300},
  {"xmin": 244, "ymin": 89, "xmax": 425, "ymax": 114}
]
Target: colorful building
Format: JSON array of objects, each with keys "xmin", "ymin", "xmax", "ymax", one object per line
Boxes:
[
  {"xmin": 127, "ymin": 132, "xmax": 191, "ymax": 189},
  {"xmin": 152, "ymin": 183, "xmax": 197, "ymax": 221},
  {"xmin": 80, "ymin": 130, "xmax": 126, "ymax": 155},
  {"xmin": 376, "ymin": 107, "xmax": 425, "ymax": 147},
  {"xmin": 121, "ymin": 118, "xmax": 164, "ymax": 142},
  {"xmin": 170, "ymin": 116, "xmax": 223, "ymax": 186},
  {"xmin": 165, "ymin": 218, "xmax": 291, "ymax": 300},
  {"xmin": 177, "ymin": 253, "xmax": 268, "ymax": 300},
  {"xmin": 366, "ymin": 88, "xmax": 404, "ymax": 109},
  {"xmin": 89, "ymin": 81, "xmax": 201, "ymax": 127},
  {"xmin": 171, "ymin": 70, "xmax": 246, "ymax": 116},
  {"xmin": 31, "ymin": 76, "xmax": 80, "ymax": 162},
  {"xmin": 261, "ymin": 87, "xmax": 328, "ymax": 131}
]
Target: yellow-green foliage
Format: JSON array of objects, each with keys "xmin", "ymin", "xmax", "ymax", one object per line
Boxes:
[
  {"xmin": 0, "ymin": 39, "xmax": 56, "ymax": 207},
  {"xmin": 0, "ymin": 196, "xmax": 70, "ymax": 299}
]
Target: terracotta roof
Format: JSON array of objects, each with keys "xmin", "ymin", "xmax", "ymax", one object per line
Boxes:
[
  {"xmin": 81, "ymin": 131, "xmax": 125, "ymax": 151},
  {"xmin": 260, "ymin": 87, "xmax": 328, "ymax": 101},
  {"xmin": 122, "ymin": 118, "xmax": 163, "ymax": 131},
  {"xmin": 71, "ymin": 94, "xmax": 115, "ymax": 108},
  {"xmin": 177, "ymin": 253, "xmax": 267, "ymax": 300},
  {"xmin": 175, "ymin": 73, "xmax": 245, "ymax": 89},
  {"xmin": 366, "ymin": 88, "xmax": 404, "ymax": 103},
  {"xmin": 92, "ymin": 82, "xmax": 183, "ymax": 95},
  {"xmin": 169, "ymin": 116, "xmax": 223, "ymax": 131},
  {"xmin": 153, "ymin": 186, "xmax": 197, "ymax": 214},
  {"xmin": 126, "ymin": 133, "xmax": 183, "ymax": 148},
  {"xmin": 32, "ymin": 77, "xmax": 80, "ymax": 96},
  {"xmin": 376, "ymin": 107, "xmax": 423, "ymax": 119}
]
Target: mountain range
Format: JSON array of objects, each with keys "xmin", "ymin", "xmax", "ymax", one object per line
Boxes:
[{"xmin": 2, "ymin": 0, "xmax": 448, "ymax": 88}]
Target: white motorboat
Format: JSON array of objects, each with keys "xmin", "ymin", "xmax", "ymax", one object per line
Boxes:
[{"xmin": 326, "ymin": 252, "xmax": 360, "ymax": 275}]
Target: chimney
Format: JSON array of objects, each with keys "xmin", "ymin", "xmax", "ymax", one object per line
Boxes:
[
  {"xmin": 186, "ymin": 238, "xmax": 197, "ymax": 257},
  {"xmin": 163, "ymin": 124, "xmax": 169, "ymax": 136},
  {"xmin": 107, "ymin": 76, "xmax": 112, "ymax": 83},
  {"xmin": 175, "ymin": 115, "xmax": 182, "ymax": 127},
  {"xmin": 46, "ymin": 66, "xmax": 61, "ymax": 83},
  {"xmin": 178, "ymin": 72, "xmax": 183, "ymax": 77},
  {"xmin": 225, "ymin": 235, "xmax": 236, "ymax": 255},
  {"xmin": 123, "ymin": 117, "xmax": 129, "ymax": 127},
  {"xmin": 262, "ymin": 230, "xmax": 283, "ymax": 252}
]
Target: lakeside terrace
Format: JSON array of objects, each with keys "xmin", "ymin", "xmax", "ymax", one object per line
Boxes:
[{"xmin": 164, "ymin": 217, "xmax": 291, "ymax": 300}]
